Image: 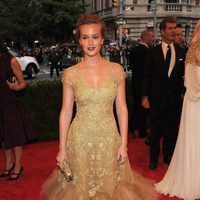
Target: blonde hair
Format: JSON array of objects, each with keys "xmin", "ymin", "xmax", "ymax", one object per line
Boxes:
[
  {"xmin": 190, "ymin": 20, "xmax": 200, "ymax": 65},
  {"xmin": 191, "ymin": 20, "xmax": 200, "ymax": 45}
]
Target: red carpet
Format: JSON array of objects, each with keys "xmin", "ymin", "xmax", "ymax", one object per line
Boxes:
[{"xmin": 0, "ymin": 137, "xmax": 180, "ymax": 200}]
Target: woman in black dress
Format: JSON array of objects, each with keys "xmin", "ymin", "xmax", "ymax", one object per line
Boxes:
[{"xmin": 0, "ymin": 41, "xmax": 36, "ymax": 181}]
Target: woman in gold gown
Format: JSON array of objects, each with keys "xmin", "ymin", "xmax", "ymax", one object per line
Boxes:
[{"xmin": 41, "ymin": 14, "xmax": 157, "ymax": 200}]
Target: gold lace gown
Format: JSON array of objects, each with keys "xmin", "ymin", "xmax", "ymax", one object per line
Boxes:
[{"xmin": 41, "ymin": 64, "xmax": 157, "ymax": 200}]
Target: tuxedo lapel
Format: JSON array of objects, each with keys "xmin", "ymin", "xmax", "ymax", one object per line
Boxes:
[
  {"xmin": 156, "ymin": 45, "xmax": 168, "ymax": 77},
  {"xmin": 169, "ymin": 45, "xmax": 180, "ymax": 78},
  {"xmin": 157, "ymin": 45, "xmax": 165, "ymax": 63}
]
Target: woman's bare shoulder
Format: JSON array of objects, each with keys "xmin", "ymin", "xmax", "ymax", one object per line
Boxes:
[
  {"xmin": 63, "ymin": 63, "xmax": 80, "ymax": 77},
  {"xmin": 11, "ymin": 57, "xmax": 19, "ymax": 65},
  {"xmin": 108, "ymin": 61, "xmax": 124, "ymax": 73}
]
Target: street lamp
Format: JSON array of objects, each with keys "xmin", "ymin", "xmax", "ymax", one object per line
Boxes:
[{"xmin": 113, "ymin": 0, "xmax": 124, "ymax": 46}]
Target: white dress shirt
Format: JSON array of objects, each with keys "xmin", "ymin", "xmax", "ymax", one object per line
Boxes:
[{"xmin": 162, "ymin": 41, "xmax": 176, "ymax": 77}]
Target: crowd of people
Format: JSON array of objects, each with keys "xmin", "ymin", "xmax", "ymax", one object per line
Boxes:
[{"xmin": 1, "ymin": 12, "xmax": 200, "ymax": 200}]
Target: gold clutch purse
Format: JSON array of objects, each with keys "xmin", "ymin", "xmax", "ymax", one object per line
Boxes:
[{"xmin": 62, "ymin": 160, "xmax": 73, "ymax": 182}]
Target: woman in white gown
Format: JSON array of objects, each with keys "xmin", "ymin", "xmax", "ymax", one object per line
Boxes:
[{"xmin": 155, "ymin": 20, "xmax": 200, "ymax": 200}]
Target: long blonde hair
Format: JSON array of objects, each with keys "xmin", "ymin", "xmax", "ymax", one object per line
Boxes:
[{"xmin": 190, "ymin": 20, "xmax": 200, "ymax": 65}]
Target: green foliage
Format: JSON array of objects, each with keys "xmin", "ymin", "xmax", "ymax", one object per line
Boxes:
[
  {"xmin": 19, "ymin": 80, "xmax": 62, "ymax": 141},
  {"xmin": 0, "ymin": 0, "xmax": 88, "ymax": 46},
  {"xmin": 18, "ymin": 78, "xmax": 133, "ymax": 141},
  {"xmin": 0, "ymin": 0, "xmax": 31, "ymax": 40}
]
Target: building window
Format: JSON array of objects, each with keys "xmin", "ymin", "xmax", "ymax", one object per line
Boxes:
[
  {"xmin": 94, "ymin": 0, "xmax": 97, "ymax": 12},
  {"xmin": 165, "ymin": 0, "xmax": 179, "ymax": 2},
  {"xmin": 187, "ymin": 0, "xmax": 192, "ymax": 11},
  {"xmin": 147, "ymin": 0, "xmax": 155, "ymax": 12},
  {"xmin": 133, "ymin": 0, "xmax": 137, "ymax": 4},
  {"xmin": 105, "ymin": 0, "xmax": 109, "ymax": 8},
  {"xmin": 196, "ymin": 0, "xmax": 200, "ymax": 5},
  {"xmin": 165, "ymin": 0, "xmax": 183, "ymax": 11}
]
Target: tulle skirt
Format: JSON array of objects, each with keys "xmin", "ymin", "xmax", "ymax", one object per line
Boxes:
[
  {"xmin": 155, "ymin": 93, "xmax": 200, "ymax": 200},
  {"xmin": 41, "ymin": 160, "xmax": 158, "ymax": 200}
]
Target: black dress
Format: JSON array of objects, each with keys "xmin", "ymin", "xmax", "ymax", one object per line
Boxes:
[{"xmin": 0, "ymin": 54, "xmax": 37, "ymax": 149}]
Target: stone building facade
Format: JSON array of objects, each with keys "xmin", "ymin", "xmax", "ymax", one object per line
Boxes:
[{"xmin": 81, "ymin": 0, "xmax": 200, "ymax": 43}]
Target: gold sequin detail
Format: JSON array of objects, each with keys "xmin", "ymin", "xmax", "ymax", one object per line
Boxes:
[{"xmin": 61, "ymin": 64, "xmax": 125, "ymax": 198}]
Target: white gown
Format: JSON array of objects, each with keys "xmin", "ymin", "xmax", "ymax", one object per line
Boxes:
[{"xmin": 155, "ymin": 46, "xmax": 200, "ymax": 200}]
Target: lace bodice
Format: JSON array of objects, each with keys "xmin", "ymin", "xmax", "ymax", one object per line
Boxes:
[
  {"xmin": 60, "ymin": 64, "xmax": 127, "ymax": 198},
  {"xmin": 62, "ymin": 64, "xmax": 125, "ymax": 124}
]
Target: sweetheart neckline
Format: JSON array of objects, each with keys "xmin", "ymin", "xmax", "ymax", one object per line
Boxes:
[{"xmin": 78, "ymin": 78, "xmax": 114, "ymax": 90}]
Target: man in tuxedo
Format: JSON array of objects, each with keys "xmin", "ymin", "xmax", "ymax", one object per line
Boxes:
[
  {"xmin": 142, "ymin": 17, "xmax": 186, "ymax": 170},
  {"xmin": 174, "ymin": 25, "xmax": 183, "ymax": 45},
  {"xmin": 129, "ymin": 30, "xmax": 154, "ymax": 138},
  {"xmin": 174, "ymin": 25, "xmax": 188, "ymax": 51}
]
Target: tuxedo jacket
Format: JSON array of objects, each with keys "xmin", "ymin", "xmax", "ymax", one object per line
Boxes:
[
  {"xmin": 142, "ymin": 43, "xmax": 186, "ymax": 112},
  {"xmin": 130, "ymin": 43, "xmax": 148, "ymax": 96}
]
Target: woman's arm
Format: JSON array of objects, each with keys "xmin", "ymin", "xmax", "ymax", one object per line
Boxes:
[
  {"xmin": 115, "ymin": 68, "xmax": 128, "ymax": 165},
  {"xmin": 6, "ymin": 57, "xmax": 26, "ymax": 91},
  {"xmin": 56, "ymin": 70, "xmax": 74, "ymax": 169}
]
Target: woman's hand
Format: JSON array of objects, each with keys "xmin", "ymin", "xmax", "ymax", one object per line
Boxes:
[
  {"xmin": 141, "ymin": 97, "xmax": 150, "ymax": 109},
  {"xmin": 6, "ymin": 77, "xmax": 21, "ymax": 91},
  {"xmin": 56, "ymin": 150, "xmax": 68, "ymax": 170},
  {"xmin": 117, "ymin": 145, "xmax": 128, "ymax": 165}
]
